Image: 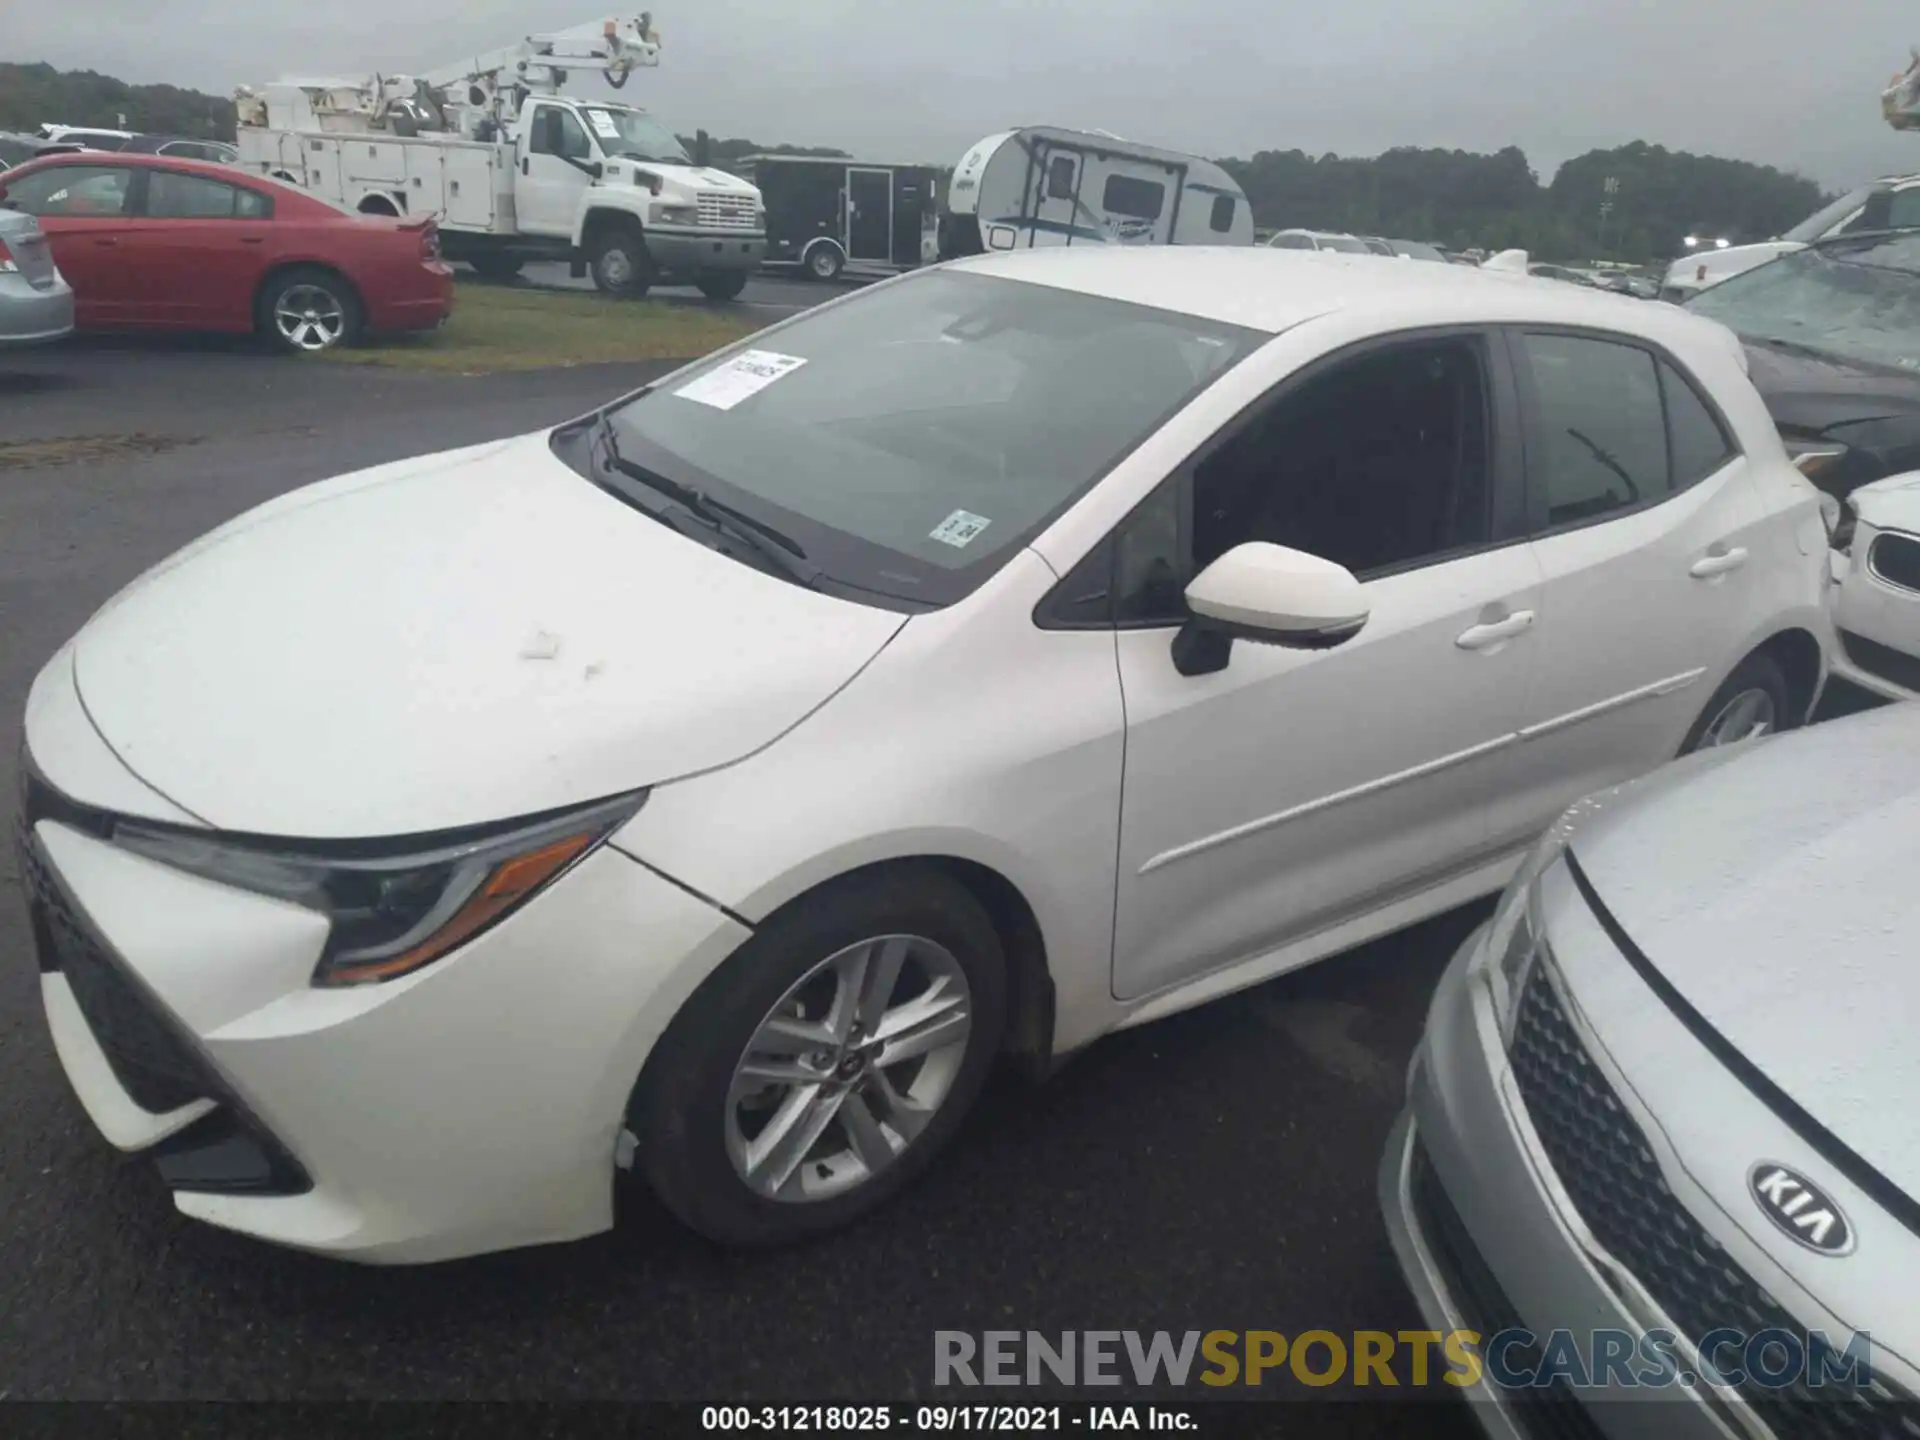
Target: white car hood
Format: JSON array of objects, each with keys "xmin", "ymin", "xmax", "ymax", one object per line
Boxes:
[
  {"xmin": 1567, "ymin": 705, "xmax": 1920, "ymax": 1202},
  {"xmin": 1665, "ymin": 240, "xmax": 1802, "ymax": 292},
  {"xmin": 69, "ymin": 432, "xmax": 906, "ymax": 838},
  {"xmin": 1850, "ymin": 468, "xmax": 1920, "ymax": 529}
]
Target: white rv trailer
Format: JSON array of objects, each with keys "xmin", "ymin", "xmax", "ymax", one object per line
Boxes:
[{"xmin": 939, "ymin": 125, "xmax": 1253, "ymax": 259}]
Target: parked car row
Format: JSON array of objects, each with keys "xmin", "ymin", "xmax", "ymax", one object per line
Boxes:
[{"xmin": 0, "ymin": 150, "xmax": 453, "ymax": 352}]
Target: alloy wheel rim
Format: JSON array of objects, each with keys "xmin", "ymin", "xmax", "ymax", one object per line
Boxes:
[
  {"xmin": 725, "ymin": 933, "xmax": 973, "ymax": 1204},
  {"xmin": 600, "ymin": 248, "xmax": 634, "ymax": 287},
  {"xmin": 1699, "ymin": 687, "xmax": 1776, "ymax": 748},
  {"xmin": 274, "ymin": 285, "xmax": 346, "ymax": 350}
]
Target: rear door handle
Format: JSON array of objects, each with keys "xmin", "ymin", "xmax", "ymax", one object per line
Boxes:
[
  {"xmin": 1690, "ymin": 546, "xmax": 1749, "ymax": 579},
  {"xmin": 1456, "ymin": 610, "xmax": 1535, "ymax": 650},
  {"xmin": 92, "ymin": 236, "xmax": 119, "ymax": 247},
  {"xmin": 239, "ymin": 236, "xmax": 265, "ymax": 245}
]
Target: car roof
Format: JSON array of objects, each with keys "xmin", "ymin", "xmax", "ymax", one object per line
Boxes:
[
  {"xmin": 14, "ymin": 150, "xmax": 256, "ymax": 182},
  {"xmin": 945, "ymin": 245, "xmax": 1737, "ymax": 350}
]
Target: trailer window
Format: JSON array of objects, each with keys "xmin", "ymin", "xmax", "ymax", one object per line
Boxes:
[
  {"xmin": 1209, "ymin": 194, "xmax": 1235, "ymax": 233},
  {"xmin": 1046, "ymin": 156, "xmax": 1077, "ymax": 201},
  {"xmin": 1103, "ymin": 174, "xmax": 1165, "ymax": 221}
]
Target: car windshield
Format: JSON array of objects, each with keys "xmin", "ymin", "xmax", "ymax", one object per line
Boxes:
[
  {"xmin": 1320, "ymin": 234, "xmax": 1371, "ymax": 254},
  {"xmin": 596, "ymin": 269, "xmax": 1267, "ymax": 607},
  {"xmin": 1781, "ymin": 184, "xmax": 1879, "ymax": 244},
  {"xmin": 1687, "ymin": 234, "xmax": 1920, "ymax": 374},
  {"xmin": 580, "ymin": 106, "xmax": 689, "ymax": 164},
  {"xmin": 0, "ymin": 137, "xmax": 34, "ymax": 169}
]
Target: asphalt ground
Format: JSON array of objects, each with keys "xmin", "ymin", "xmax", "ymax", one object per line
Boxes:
[{"xmin": 0, "ymin": 310, "xmax": 1884, "ymax": 1422}]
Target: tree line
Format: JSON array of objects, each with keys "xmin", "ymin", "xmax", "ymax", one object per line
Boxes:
[{"xmin": 4, "ymin": 60, "xmax": 1840, "ymax": 262}]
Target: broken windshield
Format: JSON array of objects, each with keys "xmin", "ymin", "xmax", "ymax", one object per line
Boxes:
[{"xmin": 1687, "ymin": 235, "xmax": 1920, "ymax": 375}]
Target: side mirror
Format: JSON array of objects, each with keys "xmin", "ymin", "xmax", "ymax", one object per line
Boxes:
[
  {"xmin": 589, "ymin": 160, "xmax": 605, "ymax": 180},
  {"xmin": 1170, "ymin": 542, "xmax": 1370, "ymax": 677}
]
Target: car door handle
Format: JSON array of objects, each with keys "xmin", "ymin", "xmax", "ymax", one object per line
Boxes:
[
  {"xmin": 239, "ymin": 236, "xmax": 265, "ymax": 245},
  {"xmin": 1456, "ymin": 610, "xmax": 1535, "ymax": 650},
  {"xmin": 1459, "ymin": 610, "xmax": 1536, "ymax": 652},
  {"xmin": 92, "ymin": 236, "xmax": 119, "ymax": 247},
  {"xmin": 1690, "ymin": 546, "xmax": 1749, "ymax": 579}
]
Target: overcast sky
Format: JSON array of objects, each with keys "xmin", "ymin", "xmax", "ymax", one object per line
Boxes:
[{"xmin": 9, "ymin": 1, "xmax": 1920, "ymax": 188}]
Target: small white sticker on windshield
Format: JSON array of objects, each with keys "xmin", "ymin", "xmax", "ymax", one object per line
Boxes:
[
  {"xmin": 929, "ymin": 510, "xmax": 992, "ymax": 548},
  {"xmin": 584, "ymin": 109, "xmax": 621, "ymax": 139},
  {"xmin": 673, "ymin": 350, "xmax": 808, "ymax": 410}
]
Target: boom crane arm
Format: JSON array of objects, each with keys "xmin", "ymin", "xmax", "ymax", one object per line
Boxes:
[{"xmin": 421, "ymin": 15, "xmax": 660, "ymax": 102}]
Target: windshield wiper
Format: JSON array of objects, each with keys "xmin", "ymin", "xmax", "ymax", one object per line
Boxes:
[{"xmin": 592, "ymin": 413, "xmax": 820, "ymax": 587}]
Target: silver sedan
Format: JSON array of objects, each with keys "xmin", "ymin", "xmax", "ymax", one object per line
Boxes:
[
  {"xmin": 1381, "ymin": 701, "xmax": 1920, "ymax": 1436},
  {"xmin": 0, "ymin": 206, "xmax": 73, "ymax": 347}
]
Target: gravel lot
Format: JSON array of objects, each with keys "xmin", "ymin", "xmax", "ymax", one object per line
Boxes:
[{"xmin": 0, "ymin": 314, "xmax": 1879, "ymax": 1422}]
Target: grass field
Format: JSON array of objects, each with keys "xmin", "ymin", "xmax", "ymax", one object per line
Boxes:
[{"xmin": 320, "ymin": 282, "xmax": 762, "ymax": 375}]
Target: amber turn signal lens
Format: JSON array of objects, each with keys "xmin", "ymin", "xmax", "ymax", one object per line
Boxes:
[{"xmin": 321, "ymin": 833, "xmax": 593, "ymax": 985}]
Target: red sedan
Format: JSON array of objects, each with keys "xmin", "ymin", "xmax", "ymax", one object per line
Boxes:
[{"xmin": 0, "ymin": 153, "xmax": 453, "ymax": 352}]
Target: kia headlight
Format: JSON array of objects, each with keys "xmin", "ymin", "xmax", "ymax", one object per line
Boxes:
[{"xmin": 112, "ymin": 791, "xmax": 647, "ymax": 987}]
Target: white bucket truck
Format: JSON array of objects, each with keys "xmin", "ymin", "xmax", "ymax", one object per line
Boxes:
[{"xmin": 233, "ymin": 15, "xmax": 765, "ymax": 299}]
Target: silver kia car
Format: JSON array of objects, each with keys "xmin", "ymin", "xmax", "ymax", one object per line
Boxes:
[
  {"xmin": 1382, "ymin": 700, "xmax": 1920, "ymax": 1438},
  {"xmin": 0, "ymin": 206, "xmax": 73, "ymax": 347}
]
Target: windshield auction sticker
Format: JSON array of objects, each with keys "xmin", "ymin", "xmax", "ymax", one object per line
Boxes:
[
  {"xmin": 584, "ymin": 109, "xmax": 621, "ymax": 139},
  {"xmin": 929, "ymin": 510, "xmax": 992, "ymax": 547},
  {"xmin": 674, "ymin": 351, "xmax": 808, "ymax": 411}
]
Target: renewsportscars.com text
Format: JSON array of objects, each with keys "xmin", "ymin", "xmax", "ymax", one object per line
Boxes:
[{"xmin": 933, "ymin": 1328, "xmax": 1876, "ymax": 1391}]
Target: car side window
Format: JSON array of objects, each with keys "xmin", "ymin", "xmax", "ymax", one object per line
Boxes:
[
  {"xmin": 1113, "ymin": 336, "xmax": 1495, "ymax": 624},
  {"xmin": 1887, "ymin": 188, "xmax": 1920, "ymax": 230},
  {"xmin": 1660, "ymin": 360, "xmax": 1737, "ymax": 487},
  {"xmin": 146, "ymin": 169, "xmax": 272, "ymax": 219},
  {"xmin": 1273, "ymin": 232, "xmax": 1314, "ymax": 250},
  {"xmin": 3, "ymin": 165, "xmax": 133, "ymax": 217},
  {"xmin": 1515, "ymin": 333, "xmax": 1668, "ymax": 529},
  {"xmin": 530, "ymin": 107, "xmax": 592, "ymax": 161}
]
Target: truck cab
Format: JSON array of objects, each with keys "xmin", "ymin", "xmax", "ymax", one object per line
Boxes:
[{"xmin": 510, "ymin": 96, "xmax": 764, "ymax": 296}]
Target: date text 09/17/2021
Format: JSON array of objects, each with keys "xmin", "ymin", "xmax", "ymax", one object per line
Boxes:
[{"xmin": 701, "ymin": 1406, "xmax": 1198, "ymax": 1432}]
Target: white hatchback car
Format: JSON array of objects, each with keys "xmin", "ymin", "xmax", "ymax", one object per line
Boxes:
[{"xmin": 19, "ymin": 248, "xmax": 1833, "ymax": 1263}]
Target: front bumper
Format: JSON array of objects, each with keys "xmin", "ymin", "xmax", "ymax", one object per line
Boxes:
[
  {"xmin": 0, "ymin": 272, "xmax": 75, "ymax": 346},
  {"xmin": 1828, "ymin": 529, "xmax": 1920, "ymax": 701},
  {"xmin": 1379, "ymin": 923, "xmax": 1738, "ymax": 1440},
  {"xmin": 18, "ymin": 757, "xmax": 752, "ymax": 1264},
  {"xmin": 645, "ymin": 226, "xmax": 767, "ymax": 275}
]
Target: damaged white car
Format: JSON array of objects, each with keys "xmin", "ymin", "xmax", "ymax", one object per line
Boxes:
[{"xmin": 1830, "ymin": 473, "xmax": 1920, "ymax": 699}]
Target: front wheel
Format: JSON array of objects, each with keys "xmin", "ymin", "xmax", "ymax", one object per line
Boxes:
[
  {"xmin": 257, "ymin": 268, "xmax": 361, "ymax": 353},
  {"xmin": 631, "ymin": 869, "xmax": 1007, "ymax": 1247},
  {"xmin": 695, "ymin": 269, "xmax": 750, "ymax": 301},
  {"xmin": 1678, "ymin": 651, "xmax": 1793, "ymax": 755},
  {"xmin": 589, "ymin": 226, "xmax": 653, "ymax": 298}
]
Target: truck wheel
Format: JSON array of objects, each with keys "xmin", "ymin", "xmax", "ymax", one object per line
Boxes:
[
  {"xmin": 468, "ymin": 253, "xmax": 523, "ymax": 282},
  {"xmin": 589, "ymin": 225, "xmax": 653, "ymax": 298},
  {"xmin": 803, "ymin": 241, "xmax": 846, "ymax": 281},
  {"xmin": 257, "ymin": 267, "xmax": 362, "ymax": 353},
  {"xmin": 695, "ymin": 269, "xmax": 751, "ymax": 302}
]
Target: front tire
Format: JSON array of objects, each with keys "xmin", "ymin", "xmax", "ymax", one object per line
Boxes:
[
  {"xmin": 695, "ymin": 269, "xmax": 750, "ymax": 302},
  {"xmin": 632, "ymin": 868, "xmax": 1007, "ymax": 1247},
  {"xmin": 588, "ymin": 224, "xmax": 653, "ymax": 298},
  {"xmin": 1678, "ymin": 651, "xmax": 1793, "ymax": 754},
  {"xmin": 257, "ymin": 267, "xmax": 361, "ymax": 353}
]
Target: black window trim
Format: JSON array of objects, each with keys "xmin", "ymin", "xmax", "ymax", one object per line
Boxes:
[
  {"xmin": 1035, "ymin": 324, "xmax": 1531, "ymax": 632},
  {"xmin": 1504, "ymin": 323, "xmax": 1743, "ymax": 542},
  {"xmin": 137, "ymin": 164, "xmax": 275, "ymax": 221}
]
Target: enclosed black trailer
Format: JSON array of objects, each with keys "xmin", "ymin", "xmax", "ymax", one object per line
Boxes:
[{"xmin": 740, "ymin": 155, "xmax": 940, "ymax": 280}]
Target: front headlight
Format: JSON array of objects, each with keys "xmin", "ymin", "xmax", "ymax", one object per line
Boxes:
[
  {"xmin": 112, "ymin": 791, "xmax": 647, "ymax": 987},
  {"xmin": 1477, "ymin": 824, "xmax": 1564, "ymax": 1040}
]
